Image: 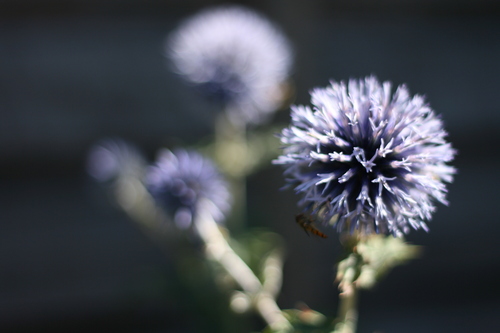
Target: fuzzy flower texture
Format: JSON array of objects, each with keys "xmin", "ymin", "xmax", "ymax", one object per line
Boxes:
[
  {"xmin": 167, "ymin": 5, "xmax": 293, "ymax": 125},
  {"xmin": 146, "ymin": 149, "xmax": 231, "ymax": 229},
  {"xmin": 275, "ymin": 77, "xmax": 456, "ymax": 236}
]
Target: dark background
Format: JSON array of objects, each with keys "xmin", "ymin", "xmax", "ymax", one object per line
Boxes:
[{"xmin": 1, "ymin": 1, "xmax": 499, "ymax": 332}]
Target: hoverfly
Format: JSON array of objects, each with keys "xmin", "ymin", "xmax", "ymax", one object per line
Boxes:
[{"xmin": 295, "ymin": 213, "xmax": 328, "ymax": 238}]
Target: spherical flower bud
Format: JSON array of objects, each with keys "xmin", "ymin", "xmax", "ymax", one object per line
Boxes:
[
  {"xmin": 274, "ymin": 76, "xmax": 456, "ymax": 236},
  {"xmin": 146, "ymin": 149, "xmax": 232, "ymax": 229},
  {"xmin": 167, "ymin": 5, "xmax": 293, "ymax": 125}
]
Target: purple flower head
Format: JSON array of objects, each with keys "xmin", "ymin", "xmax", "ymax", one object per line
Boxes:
[
  {"xmin": 87, "ymin": 139, "xmax": 144, "ymax": 182},
  {"xmin": 146, "ymin": 149, "xmax": 231, "ymax": 229},
  {"xmin": 274, "ymin": 77, "xmax": 456, "ymax": 236},
  {"xmin": 167, "ymin": 5, "xmax": 293, "ymax": 125}
]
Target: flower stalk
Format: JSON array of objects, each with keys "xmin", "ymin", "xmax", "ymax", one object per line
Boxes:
[
  {"xmin": 194, "ymin": 200, "xmax": 292, "ymax": 332},
  {"xmin": 334, "ymin": 285, "xmax": 358, "ymax": 333},
  {"xmin": 214, "ymin": 112, "xmax": 248, "ymax": 231},
  {"xmin": 333, "ymin": 234, "xmax": 360, "ymax": 333},
  {"xmin": 110, "ymin": 167, "xmax": 291, "ymax": 332}
]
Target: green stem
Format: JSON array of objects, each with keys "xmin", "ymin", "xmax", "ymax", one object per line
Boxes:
[
  {"xmin": 333, "ymin": 234, "xmax": 361, "ymax": 333},
  {"xmin": 114, "ymin": 176, "xmax": 292, "ymax": 332},
  {"xmin": 214, "ymin": 111, "xmax": 250, "ymax": 233},
  {"xmin": 334, "ymin": 285, "xmax": 358, "ymax": 333},
  {"xmin": 194, "ymin": 202, "xmax": 292, "ymax": 332}
]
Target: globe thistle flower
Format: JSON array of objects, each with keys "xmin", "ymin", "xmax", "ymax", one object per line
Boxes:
[
  {"xmin": 87, "ymin": 139, "xmax": 144, "ymax": 182},
  {"xmin": 167, "ymin": 5, "xmax": 293, "ymax": 125},
  {"xmin": 146, "ymin": 149, "xmax": 232, "ymax": 229},
  {"xmin": 274, "ymin": 76, "xmax": 456, "ymax": 236}
]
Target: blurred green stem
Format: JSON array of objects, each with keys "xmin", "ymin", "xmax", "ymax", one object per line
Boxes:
[
  {"xmin": 333, "ymin": 235, "xmax": 360, "ymax": 333},
  {"xmin": 195, "ymin": 200, "xmax": 292, "ymax": 332},
  {"xmin": 214, "ymin": 111, "xmax": 248, "ymax": 231},
  {"xmin": 114, "ymin": 175, "xmax": 291, "ymax": 331},
  {"xmin": 334, "ymin": 285, "xmax": 358, "ymax": 333}
]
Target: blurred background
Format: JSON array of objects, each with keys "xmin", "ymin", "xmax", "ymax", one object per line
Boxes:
[{"xmin": 1, "ymin": 0, "xmax": 499, "ymax": 332}]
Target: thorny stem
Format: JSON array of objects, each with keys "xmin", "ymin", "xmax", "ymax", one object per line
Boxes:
[{"xmin": 195, "ymin": 201, "xmax": 292, "ymax": 332}]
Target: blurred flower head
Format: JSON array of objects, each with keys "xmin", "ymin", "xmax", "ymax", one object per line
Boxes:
[
  {"xmin": 146, "ymin": 149, "xmax": 232, "ymax": 229},
  {"xmin": 274, "ymin": 76, "xmax": 456, "ymax": 236},
  {"xmin": 167, "ymin": 5, "xmax": 293, "ymax": 125},
  {"xmin": 87, "ymin": 139, "xmax": 144, "ymax": 182}
]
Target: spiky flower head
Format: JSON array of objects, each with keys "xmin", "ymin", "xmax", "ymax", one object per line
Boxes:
[
  {"xmin": 274, "ymin": 76, "xmax": 456, "ymax": 236},
  {"xmin": 167, "ymin": 5, "xmax": 293, "ymax": 125},
  {"xmin": 146, "ymin": 149, "xmax": 231, "ymax": 229}
]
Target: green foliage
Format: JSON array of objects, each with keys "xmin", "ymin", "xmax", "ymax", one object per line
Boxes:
[
  {"xmin": 201, "ymin": 113, "xmax": 282, "ymax": 178},
  {"xmin": 336, "ymin": 234, "xmax": 421, "ymax": 292},
  {"xmin": 230, "ymin": 229, "xmax": 285, "ymax": 280}
]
